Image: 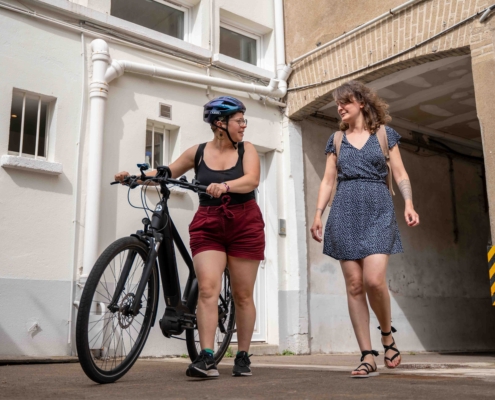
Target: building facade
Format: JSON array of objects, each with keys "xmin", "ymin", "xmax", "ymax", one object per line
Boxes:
[
  {"xmin": 0, "ymin": 0, "xmax": 310, "ymax": 357},
  {"xmin": 2, "ymin": 0, "xmax": 494, "ymax": 359}
]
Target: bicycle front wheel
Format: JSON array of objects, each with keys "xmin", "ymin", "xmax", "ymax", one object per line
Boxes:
[
  {"xmin": 185, "ymin": 268, "xmax": 236, "ymax": 363},
  {"xmin": 76, "ymin": 237, "xmax": 158, "ymax": 384}
]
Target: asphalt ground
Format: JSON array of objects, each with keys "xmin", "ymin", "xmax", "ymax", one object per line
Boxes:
[{"xmin": 1, "ymin": 355, "xmax": 495, "ymax": 400}]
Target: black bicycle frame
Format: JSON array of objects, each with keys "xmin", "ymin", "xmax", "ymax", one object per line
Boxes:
[{"xmin": 108, "ymin": 180, "xmax": 198, "ymax": 337}]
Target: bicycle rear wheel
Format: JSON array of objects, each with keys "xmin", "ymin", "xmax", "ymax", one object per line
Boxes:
[
  {"xmin": 185, "ymin": 268, "xmax": 236, "ymax": 363},
  {"xmin": 76, "ymin": 237, "xmax": 158, "ymax": 384}
]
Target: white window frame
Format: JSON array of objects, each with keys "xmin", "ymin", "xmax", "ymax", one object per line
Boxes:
[
  {"xmin": 146, "ymin": 121, "xmax": 170, "ymax": 169},
  {"xmin": 112, "ymin": 0, "xmax": 192, "ymax": 42},
  {"xmin": 8, "ymin": 89, "xmax": 54, "ymax": 160},
  {"xmin": 219, "ymin": 21, "xmax": 263, "ymax": 68}
]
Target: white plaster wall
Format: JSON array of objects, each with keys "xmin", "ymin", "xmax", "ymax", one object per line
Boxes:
[
  {"xmin": 301, "ymin": 118, "xmax": 495, "ymax": 354},
  {"xmin": 83, "ymin": 40, "xmax": 283, "ymax": 355},
  {"xmin": 0, "ymin": 10, "xmax": 82, "ymax": 355},
  {"xmin": 277, "ymin": 118, "xmax": 310, "ymax": 354}
]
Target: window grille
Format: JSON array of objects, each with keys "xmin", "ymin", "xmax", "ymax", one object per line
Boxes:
[{"xmin": 8, "ymin": 91, "xmax": 51, "ymax": 158}]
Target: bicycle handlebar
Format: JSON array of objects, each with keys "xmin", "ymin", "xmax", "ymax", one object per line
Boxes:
[{"xmin": 110, "ymin": 168, "xmax": 208, "ymax": 194}]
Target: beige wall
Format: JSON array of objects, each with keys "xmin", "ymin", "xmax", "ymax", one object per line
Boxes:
[{"xmin": 284, "ymin": 0, "xmax": 406, "ymax": 62}]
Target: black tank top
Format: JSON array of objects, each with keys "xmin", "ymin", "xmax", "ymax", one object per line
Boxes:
[{"xmin": 194, "ymin": 142, "xmax": 256, "ymax": 206}]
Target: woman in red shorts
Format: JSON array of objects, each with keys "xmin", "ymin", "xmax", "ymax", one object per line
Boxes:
[{"xmin": 115, "ymin": 96, "xmax": 264, "ymax": 378}]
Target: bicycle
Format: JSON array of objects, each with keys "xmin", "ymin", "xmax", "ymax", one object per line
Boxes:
[{"xmin": 75, "ymin": 164, "xmax": 236, "ymax": 384}]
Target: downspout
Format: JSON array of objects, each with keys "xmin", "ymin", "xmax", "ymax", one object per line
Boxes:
[
  {"xmin": 80, "ymin": 39, "xmax": 111, "ymax": 282},
  {"xmin": 274, "ymin": 0, "xmax": 292, "ymax": 84}
]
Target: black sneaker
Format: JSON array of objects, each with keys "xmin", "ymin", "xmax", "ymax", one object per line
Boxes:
[
  {"xmin": 232, "ymin": 351, "xmax": 252, "ymax": 376},
  {"xmin": 186, "ymin": 350, "xmax": 219, "ymax": 378}
]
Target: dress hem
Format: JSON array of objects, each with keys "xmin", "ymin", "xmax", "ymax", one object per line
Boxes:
[{"xmin": 323, "ymin": 248, "xmax": 403, "ymax": 261}]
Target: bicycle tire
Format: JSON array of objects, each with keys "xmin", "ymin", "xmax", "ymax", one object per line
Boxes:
[
  {"xmin": 185, "ymin": 269, "xmax": 236, "ymax": 363},
  {"xmin": 76, "ymin": 236, "xmax": 158, "ymax": 384}
]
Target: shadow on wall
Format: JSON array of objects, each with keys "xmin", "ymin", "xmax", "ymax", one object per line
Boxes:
[
  {"xmin": 301, "ymin": 118, "xmax": 495, "ymax": 353},
  {"xmin": 0, "ymin": 325, "xmax": 23, "ymax": 356},
  {"xmin": 4, "ymin": 168, "xmax": 73, "ymax": 196},
  {"xmin": 97, "ymin": 78, "xmax": 137, "ymax": 250}
]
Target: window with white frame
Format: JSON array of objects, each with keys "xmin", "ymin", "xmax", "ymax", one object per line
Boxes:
[
  {"xmin": 145, "ymin": 123, "xmax": 169, "ymax": 169},
  {"xmin": 8, "ymin": 90, "xmax": 54, "ymax": 158},
  {"xmin": 220, "ymin": 24, "xmax": 261, "ymax": 66},
  {"xmin": 111, "ymin": 0, "xmax": 189, "ymax": 40}
]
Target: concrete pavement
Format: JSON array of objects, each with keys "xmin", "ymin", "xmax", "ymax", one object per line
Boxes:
[{"xmin": 1, "ymin": 353, "xmax": 494, "ymax": 399}]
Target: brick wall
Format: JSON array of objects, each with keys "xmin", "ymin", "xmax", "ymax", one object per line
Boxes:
[{"xmin": 285, "ymin": 0, "xmax": 495, "ymax": 120}]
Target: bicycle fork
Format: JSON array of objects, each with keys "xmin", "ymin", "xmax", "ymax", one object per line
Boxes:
[{"xmin": 107, "ymin": 239, "xmax": 159, "ymax": 316}]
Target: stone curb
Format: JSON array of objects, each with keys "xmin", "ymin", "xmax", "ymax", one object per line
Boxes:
[{"xmin": 0, "ymin": 357, "xmax": 79, "ymax": 366}]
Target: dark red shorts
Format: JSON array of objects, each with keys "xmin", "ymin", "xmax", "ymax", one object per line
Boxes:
[{"xmin": 189, "ymin": 198, "xmax": 265, "ymax": 260}]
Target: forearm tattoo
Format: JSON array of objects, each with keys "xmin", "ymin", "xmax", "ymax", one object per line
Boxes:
[{"xmin": 398, "ymin": 179, "xmax": 413, "ymax": 201}]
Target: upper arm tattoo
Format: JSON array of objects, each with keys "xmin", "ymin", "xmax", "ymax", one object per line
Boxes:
[{"xmin": 398, "ymin": 179, "xmax": 412, "ymax": 201}]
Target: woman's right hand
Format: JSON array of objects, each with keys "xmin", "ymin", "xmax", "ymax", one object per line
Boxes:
[
  {"xmin": 114, "ymin": 171, "xmax": 130, "ymax": 182},
  {"xmin": 310, "ymin": 217, "xmax": 323, "ymax": 243}
]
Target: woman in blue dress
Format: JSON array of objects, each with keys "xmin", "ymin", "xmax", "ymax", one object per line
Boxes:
[{"xmin": 310, "ymin": 80, "xmax": 420, "ymax": 378}]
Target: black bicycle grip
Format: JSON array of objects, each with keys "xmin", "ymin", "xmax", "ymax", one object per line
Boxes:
[{"xmin": 110, "ymin": 181, "xmax": 120, "ymax": 185}]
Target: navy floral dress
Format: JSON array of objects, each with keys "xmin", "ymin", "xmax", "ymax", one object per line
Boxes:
[{"xmin": 323, "ymin": 126, "xmax": 403, "ymax": 260}]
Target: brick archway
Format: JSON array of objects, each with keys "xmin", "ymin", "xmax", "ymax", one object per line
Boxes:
[{"xmin": 286, "ymin": 0, "xmax": 494, "ymax": 121}]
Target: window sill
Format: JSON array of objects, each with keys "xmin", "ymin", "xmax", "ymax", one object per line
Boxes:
[
  {"xmin": 1, "ymin": 155, "xmax": 63, "ymax": 175},
  {"xmin": 212, "ymin": 54, "xmax": 275, "ymax": 81}
]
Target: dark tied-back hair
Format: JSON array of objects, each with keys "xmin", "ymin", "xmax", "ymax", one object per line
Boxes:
[{"xmin": 332, "ymin": 80, "xmax": 391, "ymax": 134}]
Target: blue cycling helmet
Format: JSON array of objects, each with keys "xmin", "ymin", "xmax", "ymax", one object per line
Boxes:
[
  {"xmin": 203, "ymin": 96, "xmax": 246, "ymax": 149},
  {"xmin": 203, "ymin": 96, "xmax": 246, "ymax": 125}
]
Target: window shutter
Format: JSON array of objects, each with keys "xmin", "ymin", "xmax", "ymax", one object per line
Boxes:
[{"xmin": 159, "ymin": 103, "xmax": 172, "ymax": 119}]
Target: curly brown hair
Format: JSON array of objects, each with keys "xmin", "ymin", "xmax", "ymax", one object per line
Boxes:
[{"xmin": 332, "ymin": 80, "xmax": 391, "ymax": 134}]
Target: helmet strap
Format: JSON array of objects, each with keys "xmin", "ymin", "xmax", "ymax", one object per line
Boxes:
[{"xmin": 217, "ymin": 116, "xmax": 237, "ymax": 150}]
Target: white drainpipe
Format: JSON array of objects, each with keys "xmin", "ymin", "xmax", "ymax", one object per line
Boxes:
[
  {"xmin": 80, "ymin": 39, "xmax": 111, "ymax": 282},
  {"xmin": 105, "ymin": 59, "xmax": 288, "ymax": 97},
  {"xmin": 274, "ymin": 0, "xmax": 291, "ymax": 82}
]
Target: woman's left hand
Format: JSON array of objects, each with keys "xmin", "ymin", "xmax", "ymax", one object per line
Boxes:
[
  {"xmin": 207, "ymin": 183, "xmax": 228, "ymax": 198},
  {"xmin": 404, "ymin": 206, "xmax": 420, "ymax": 227}
]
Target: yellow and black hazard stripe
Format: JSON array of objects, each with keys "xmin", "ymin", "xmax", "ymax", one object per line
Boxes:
[{"xmin": 488, "ymin": 246, "xmax": 495, "ymax": 306}]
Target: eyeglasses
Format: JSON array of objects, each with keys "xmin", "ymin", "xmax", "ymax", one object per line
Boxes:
[{"xmin": 231, "ymin": 118, "xmax": 248, "ymax": 127}]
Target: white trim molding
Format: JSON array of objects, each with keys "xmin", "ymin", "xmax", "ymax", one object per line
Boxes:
[{"xmin": 1, "ymin": 155, "xmax": 63, "ymax": 175}]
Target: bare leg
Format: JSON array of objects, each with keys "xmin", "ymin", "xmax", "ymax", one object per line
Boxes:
[
  {"xmin": 340, "ymin": 259, "xmax": 376, "ymax": 376},
  {"xmin": 193, "ymin": 250, "xmax": 227, "ymax": 350},
  {"xmin": 228, "ymin": 256, "xmax": 260, "ymax": 352},
  {"xmin": 362, "ymin": 254, "xmax": 401, "ymax": 368}
]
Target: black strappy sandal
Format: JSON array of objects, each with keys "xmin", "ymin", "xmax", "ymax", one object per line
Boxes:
[
  {"xmin": 351, "ymin": 350, "xmax": 379, "ymax": 378},
  {"xmin": 378, "ymin": 326, "xmax": 401, "ymax": 369}
]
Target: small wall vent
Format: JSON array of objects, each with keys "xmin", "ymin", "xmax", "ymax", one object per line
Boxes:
[{"xmin": 159, "ymin": 103, "xmax": 172, "ymax": 119}]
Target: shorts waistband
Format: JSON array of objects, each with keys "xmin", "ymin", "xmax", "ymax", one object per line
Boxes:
[{"xmin": 198, "ymin": 198, "xmax": 258, "ymax": 214}]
